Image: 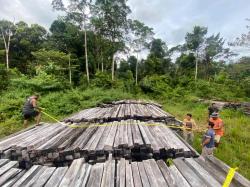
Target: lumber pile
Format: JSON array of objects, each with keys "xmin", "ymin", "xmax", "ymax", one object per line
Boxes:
[
  {"xmin": 0, "ymin": 156, "xmax": 249, "ymax": 187},
  {"xmin": 198, "ymin": 99, "xmax": 250, "ymax": 116},
  {"xmin": 1, "ymin": 100, "xmax": 250, "ymax": 186},
  {"xmin": 0, "ymin": 120, "xmax": 194, "ymax": 166},
  {"xmin": 64, "ymin": 100, "xmax": 175, "ymax": 123}
]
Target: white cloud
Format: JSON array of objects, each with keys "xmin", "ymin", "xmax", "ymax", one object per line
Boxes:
[
  {"xmin": 0, "ymin": 0, "xmax": 249, "ymax": 56},
  {"xmin": 0, "ymin": 0, "xmax": 58, "ymax": 28}
]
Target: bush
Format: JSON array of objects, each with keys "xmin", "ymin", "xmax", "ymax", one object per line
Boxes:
[
  {"xmin": 10, "ymin": 71, "xmax": 69, "ymax": 93},
  {"xmin": 140, "ymin": 75, "xmax": 172, "ymax": 97},
  {"xmin": 92, "ymin": 72, "xmax": 113, "ymax": 88}
]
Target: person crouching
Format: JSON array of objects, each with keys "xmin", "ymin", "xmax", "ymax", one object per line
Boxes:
[{"xmin": 22, "ymin": 94, "xmax": 41, "ymax": 128}]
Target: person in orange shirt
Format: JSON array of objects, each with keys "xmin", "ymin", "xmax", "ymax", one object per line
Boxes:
[{"xmin": 209, "ymin": 112, "xmax": 224, "ymax": 147}]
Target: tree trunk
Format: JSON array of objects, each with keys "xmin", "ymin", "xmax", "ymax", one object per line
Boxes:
[
  {"xmin": 84, "ymin": 30, "xmax": 89, "ymax": 84},
  {"xmin": 1, "ymin": 30, "xmax": 10, "ymax": 70},
  {"xmin": 68, "ymin": 53, "xmax": 72, "ymax": 85},
  {"xmin": 6, "ymin": 50, "xmax": 9, "ymax": 70},
  {"xmin": 111, "ymin": 35, "xmax": 115, "ymax": 81},
  {"xmin": 111, "ymin": 55, "xmax": 115, "ymax": 81},
  {"xmin": 101, "ymin": 49, "xmax": 104, "ymax": 72},
  {"xmin": 195, "ymin": 51, "xmax": 198, "ymax": 81},
  {"xmin": 136, "ymin": 53, "xmax": 139, "ymax": 85}
]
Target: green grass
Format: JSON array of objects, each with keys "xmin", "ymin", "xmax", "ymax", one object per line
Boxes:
[{"xmin": 162, "ymin": 100, "xmax": 250, "ymax": 180}]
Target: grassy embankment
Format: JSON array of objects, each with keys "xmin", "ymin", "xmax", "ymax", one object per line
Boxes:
[{"xmin": 0, "ymin": 88, "xmax": 249, "ymax": 179}]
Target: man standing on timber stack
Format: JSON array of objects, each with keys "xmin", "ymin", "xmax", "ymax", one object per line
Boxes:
[
  {"xmin": 22, "ymin": 94, "xmax": 41, "ymax": 128},
  {"xmin": 209, "ymin": 112, "xmax": 224, "ymax": 147},
  {"xmin": 183, "ymin": 113, "xmax": 197, "ymax": 145}
]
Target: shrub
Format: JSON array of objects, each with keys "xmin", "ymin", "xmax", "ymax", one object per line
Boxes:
[
  {"xmin": 10, "ymin": 71, "xmax": 68, "ymax": 93},
  {"xmin": 140, "ymin": 75, "xmax": 172, "ymax": 97}
]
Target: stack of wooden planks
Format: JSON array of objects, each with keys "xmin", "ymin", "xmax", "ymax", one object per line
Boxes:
[
  {"xmin": 2, "ymin": 100, "xmax": 250, "ymax": 186},
  {"xmin": 0, "ymin": 156, "xmax": 249, "ymax": 187},
  {"xmin": 0, "ymin": 120, "xmax": 194, "ymax": 166},
  {"xmin": 64, "ymin": 100, "xmax": 175, "ymax": 123}
]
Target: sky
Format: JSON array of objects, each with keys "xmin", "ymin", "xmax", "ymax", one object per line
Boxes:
[{"xmin": 0, "ymin": 0, "xmax": 249, "ymax": 56}]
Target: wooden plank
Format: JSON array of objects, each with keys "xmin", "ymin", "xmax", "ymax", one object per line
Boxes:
[
  {"xmin": 24, "ymin": 166, "xmax": 48, "ymax": 186},
  {"xmin": 12, "ymin": 165, "xmax": 42, "ymax": 187},
  {"xmin": 173, "ymin": 158, "xmax": 205, "ymax": 187},
  {"xmin": 96, "ymin": 125, "xmax": 112, "ymax": 151},
  {"xmin": 140, "ymin": 123, "xmax": 159, "ymax": 151},
  {"xmin": 101, "ymin": 157, "xmax": 114, "ymax": 187},
  {"xmin": 69, "ymin": 163, "xmax": 90, "ymax": 187},
  {"xmin": 147, "ymin": 126, "xmax": 165, "ymax": 150},
  {"xmin": 142, "ymin": 160, "xmax": 159, "ymax": 187},
  {"xmin": 86, "ymin": 163, "xmax": 104, "ymax": 187},
  {"xmin": 16, "ymin": 124, "xmax": 64, "ymax": 150},
  {"xmin": 0, "ymin": 159, "xmax": 9, "ymax": 167},
  {"xmin": 45, "ymin": 167, "xmax": 68, "ymax": 187},
  {"xmin": 118, "ymin": 122, "xmax": 124, "ymax": 146},
  {"xmin": 0, "ymin": 161, "xmax": 19, "ymax": 176},
  {"xmin": 0, "ymin": 125, "xmax": 47, "ymax": 152},
  {"xmin": 207, "ymin": 156, "xmax": 250, "ymax": 187},
  {"xmin": 88, "ymin": 126, "xmax": 106, "ymax": 151},
  {"xmin": 151, "ymin": 126, "xmax": 171, "ymax": 150},
  {"xmin": 0, "ymin": 168, "xmax": 22, "ymax": 186},
  {"xmin": 82, "ymin": 127, "xmax": 101, "ymax": 151},
  {"xmin": 104, "ymin": 122, "xmax": 118, "ymax": 151},
  {"xmin": 25, "ymin": 125, "xmax": 67, "ymax": 151},
  {"xmin": 156, "ymin": 160, "xmax": 177, "ymax": 187},
  {"xmin": 195, "ymin": 157, "xmax": 229, "ymax": 185},
  {"xmin": 76, "ymin": 164, "xmax": 91, "ymax": 187},
  {"xmin": 116, "ymin": 160, "xmax": 120, "ymax": 187},
  {"xmin": 56, "ymin": 128, "xmax": 85, "ymax": 151},
  {"xmin": 131, "ymin": 162, "xmax": 142, "ymax": 187},
  {"xmin": 137, "ymin": 123, "xmax": 151, "ymax": 147},
  {"xmin": 36, "ymin": 127, "xmax": 73, "ymax": 150},
  {"xmin": 132, "ymin": 121, "xmax": 143, "ymax": 146},
  {"xmin": 125, "ymin": 160, "xmax": 134, "ymax": 187},
  {"xmin": 127, "ymin": 120, "xmax": 134, "ymax": 148},
  {"xmin": 168, "ymin": 165, "xmax": 191, "ymax": 187},
  {"xmin": 184, "ymin": 158, "xmax": 221, "ymax": 187},
  {"xmin": 32, "ymin": 167, "xmax": 56, "ymax": 187},
  {"xmin": 148, "ymin": 159, "xmax": 169, "ymax": 186},
  {"xmin": 2, "ymin": 170, "xmax": 26, "ymax": 187},
  {"xmin": 119, "ymin": 158, "xmax": 126, "ymax": 187},
  {"xmin": 114, "ymin": 122, "xmax": 120, "ymax": 148},
  {"xmin": 59, "ymin": 158, "xmax": 85, "ymax": 187},
  {"xmin": 110, "ymin": 160, "xmax": 116, "ymax": 187},
  {"xmin": 123, "ymin": 121, "xmax": 129, "ymax": 147},
  {"xmin": 68, "ymin": 126, "xmax": 97, "ymax": 150},
  {"xmin": 160, "ymin": 126, "xmax": 190, "ymax": 152}
]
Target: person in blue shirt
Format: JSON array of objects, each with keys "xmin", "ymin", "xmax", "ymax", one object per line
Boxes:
[{"xmin": 201, "ymin": 121, "xmax": 215, "ymax": 159}]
